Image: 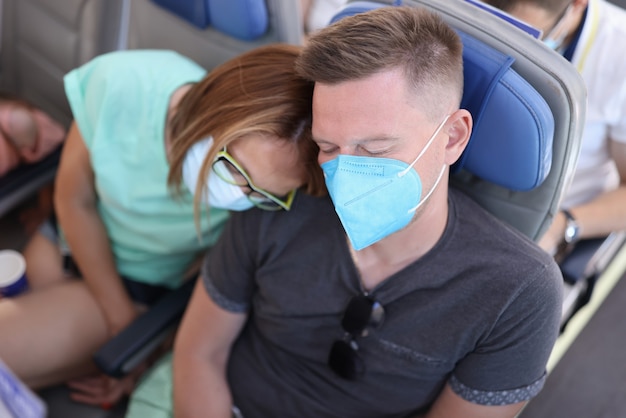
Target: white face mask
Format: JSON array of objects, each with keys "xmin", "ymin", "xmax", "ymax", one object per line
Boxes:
[{"xmin": 182, "ymin": 137, "xmax": 254, "ymax": 211}]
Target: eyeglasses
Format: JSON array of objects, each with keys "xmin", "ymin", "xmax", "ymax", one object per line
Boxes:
[
  {"xmin": 328, "ymin": 295, "xmax": 385, "ymax": 380},
  {"xmin": 212, "ymin": 148, "xmax": 296, "ymax": 211}
]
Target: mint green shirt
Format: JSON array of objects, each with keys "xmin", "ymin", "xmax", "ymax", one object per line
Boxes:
[{"xmin": 64, "ymin": 50, "xmax": 229, "ymax": 288}]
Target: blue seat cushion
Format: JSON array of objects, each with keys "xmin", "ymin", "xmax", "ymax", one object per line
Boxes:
[
  {"xmin": 454, "ymin": 30, "xmax": 554, "ymax": 191},
  {"xmin": 151, "ymin": 0, "xmax": 268, "ymax": 41}
]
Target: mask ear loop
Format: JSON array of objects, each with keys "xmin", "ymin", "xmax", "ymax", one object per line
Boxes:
[
  {"xmin": 408, "ymin": 163, "xmax": 447, "ymax": 213},
  {"xmin": 398, "ymin": 114, "xmax": 450, "ymax": 178},
  {"xmin": 543, "ymin": 3, "xmax": 574, "ymax": 40}
]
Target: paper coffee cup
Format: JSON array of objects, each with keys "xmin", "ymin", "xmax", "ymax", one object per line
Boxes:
[{"xmin": 0, "ymin": 250, "xmax": 28, "ymax": 297}]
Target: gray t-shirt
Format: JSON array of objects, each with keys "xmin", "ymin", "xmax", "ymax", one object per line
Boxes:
[{"xmin": 202, "ymin": 188, "xmax": 563, "ymax": 418}]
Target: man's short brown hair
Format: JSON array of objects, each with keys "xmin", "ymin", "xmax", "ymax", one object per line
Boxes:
[{"xmin": 295, "ymin": 6, "xmax": 464, "ymax": 118}]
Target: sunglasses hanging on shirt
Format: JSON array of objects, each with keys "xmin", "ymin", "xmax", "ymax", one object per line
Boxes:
[{"xmin": 328, "ymin": 294, "xmax": 385, "ymax": 380}]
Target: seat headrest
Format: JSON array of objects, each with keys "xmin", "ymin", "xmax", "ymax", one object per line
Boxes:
[
  {"xmin": 454, "ymin": 30, "xmax": 554, "ymax": 191},
  {"xmin": 330, "ymin": 1, "xmax": 555, "ymax": 191},
  {"xmin": 151, "ymin": 0, "xmax": 269, "ymax": 41}
]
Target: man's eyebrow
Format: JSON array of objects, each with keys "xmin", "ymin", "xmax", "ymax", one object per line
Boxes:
[
  {"xmin": 311, "ymin": 136, "xmax": 333, "ymax": 145},
  {"xmin": 312, "ymin": 135, "xmax": 401, "ymax": 145}
]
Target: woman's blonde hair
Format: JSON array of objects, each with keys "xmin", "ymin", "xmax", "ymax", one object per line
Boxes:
[{"xmin": 168, "ymin": 44, "xmax": 326, "ymax": 217}]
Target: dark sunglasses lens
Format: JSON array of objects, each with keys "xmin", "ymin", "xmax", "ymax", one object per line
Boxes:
[
  {"xmin": 341, "ymin": 296, "xmax": 385, "ymax": 335},
  {"xmin": 328, "ymin": 340, "xmax": 365, "ymax": 380}
]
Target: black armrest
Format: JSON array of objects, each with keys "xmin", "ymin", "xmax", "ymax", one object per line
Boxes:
[
  {"xmin": 560, "ymin": 232, "xmax": 626, "ymax": 284},
  {"xmin": 559, "ymin": 231, "xmax": 626, "ymax": 330},
  {"xmin": 93, "ymin": 278, "xmax": 196, "ymax": 378},
  {"xmin": 0, "ymin": 146, "xmax": 62, "ymax": 217}
]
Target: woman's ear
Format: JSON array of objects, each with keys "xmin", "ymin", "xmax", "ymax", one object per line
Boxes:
[{"xmin": 444, "ymin": 108, "xmax": 472, "ymax": 165}]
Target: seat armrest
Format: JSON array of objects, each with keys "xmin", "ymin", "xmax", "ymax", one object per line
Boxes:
[
  {"xmin": 559, "ymin": 231, "xmax": 626, "ymax": 329},
  {"xmin": 560, "ymin": 232, "xmax": 626, "ymax": 284},
  {"xmin": 0, "ymin": 147, "xmax": 62, "ymax": 217},
  {"xmin": 93, "ymin": 278, "xmax": 196, "ymax": 378}
]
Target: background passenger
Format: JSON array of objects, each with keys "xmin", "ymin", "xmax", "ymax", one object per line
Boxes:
[
  {"xmin": 0, "ymin": 44, "xmax": 325, "ymax": 408},
  {"xmin": 0, "ymin": 93, "xmax": 66, "ymax": 177},
  {"xmin": 173, "ymin": 7, "xmax": 563, "ymax": 418},
  {"xmin": 0, "ymin": 93, "xmax": 67, "ymax": 234},
  {"xmin": 482, "ymin": 0, "xmax": 626, "ymax": 258}
]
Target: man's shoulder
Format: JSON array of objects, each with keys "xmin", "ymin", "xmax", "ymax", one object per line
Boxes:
[
  {"xmin": 448, "ymin": 187, "xmax": 555, "ymax": 266},
  {"xmin": 442, "ymin": 189, "xmax": 562, "ymax": 306},
  {"xmin": 449, "ymin": 187, "xmax": 522, "ymax": 235},
  {"xmin": 234, "ymin": 192, "xmax": 336, "ymax": 233}
]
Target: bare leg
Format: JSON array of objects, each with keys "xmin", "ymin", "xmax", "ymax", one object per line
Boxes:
[
  {"xmin": 22, "ymin": 231, "xmax": 67, "ymax": 290},
  {"xmin": 0, "ymin": 280, "xmax": 108, "ymax": 389}
]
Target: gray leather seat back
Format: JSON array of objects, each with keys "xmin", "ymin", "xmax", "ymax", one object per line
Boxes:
[
  {"xmin": 124, "ymin": 0, "xmax": 304, "ymax": 70},
  {"xmin": 0, "ymin": 0, "xmax": 126, "ymax": 127}
]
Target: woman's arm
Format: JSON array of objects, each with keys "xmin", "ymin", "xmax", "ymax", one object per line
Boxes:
[
  {"xmin": 54, "ymin": 122, "xmax": 138, "ymax": 337},
  {"xmin": 174, "ymin": 279, "xmax": 247, "ymax": 418}
]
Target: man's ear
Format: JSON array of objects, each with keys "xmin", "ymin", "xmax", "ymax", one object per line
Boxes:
[{"xmin": 444, "ymin": 108, "xmax": 472, "ymax": 165}]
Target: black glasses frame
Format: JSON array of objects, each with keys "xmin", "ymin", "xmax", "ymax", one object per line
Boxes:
[{"xmin": 211, "ymin": 148, "xmax": 295, "ymax": 211}]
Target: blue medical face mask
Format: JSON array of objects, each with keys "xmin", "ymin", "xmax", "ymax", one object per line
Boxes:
[
  {"xmin": 321, "ymin": 116, "xmax": 449, "ymax": 250},
  {"xmin": 182, "ymin": 136, "xmax": 254, "ymax": 211}
]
